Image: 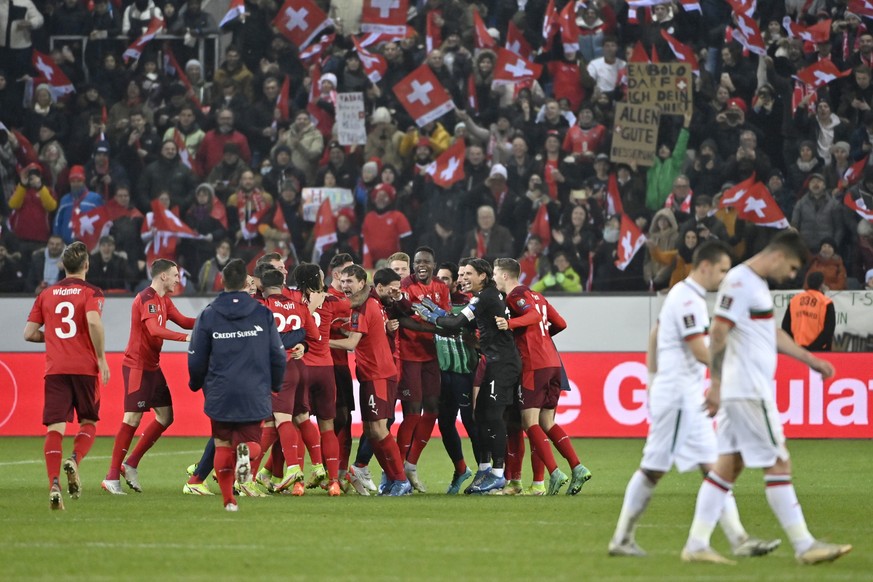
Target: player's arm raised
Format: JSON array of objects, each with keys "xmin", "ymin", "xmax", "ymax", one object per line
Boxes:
[
  {"xmin": 776, "ymin": 328, "xmax": 835, "ymax": 378},
  {"xmin": 23, "ymin": 321, "xmax": 45, "ymax": 343},
  {"xmin": 86, "ymin": 310, "xmax": 110, "ymax": 384}
]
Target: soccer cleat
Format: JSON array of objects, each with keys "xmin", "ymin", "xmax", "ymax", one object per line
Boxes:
[
  {"xmin": 350, "ymin": 465, "xmax": 377, "ymax": 492},
  {"xmin": 346, "ymin": 469, "xmax": 370, "ymax": 496},
  {"xmin": 101, "ymin": 479, "xmax": 126, "ymax": 495},
  {"xmin": 305, "ymin": 463, "xmax": 327, "ymax": 489},
  {"xmin": 49, "ymin": 485, "xmax": 64, "ymax": 511},
  {"xmin": 388, "ymin": 479, "xmax": 413, "ymax": 496},
  {"xmin": 526, "ymin": 483, "xmax": 547, "ymax": 496},
  {"xmin": 497, "ymin": 479, "xmax": 524, "ymax": 496},
  {"xmin": 240, "ymin": 481, "xmax": 267, "ymax": 498},
  {"xmin": 464, "ymin": 470, "xmax": 490, "ymax": 494},
  {"xmin": 795, "ymin": 541, "xmax": 853, "ymax": 565},
  {"xmin": 327, "ymin": 481, "xmax": 343, "ymax": 496},
  {"xmin": 446, "ymin": 468, "xmax": 474, "ymax": 495},
  {"xmin": 255, "ymin": 467, "xmax": 274, "ymax": 492},
  {"xmin": 225, "ymin": 502, "xmax": 238, "ymax": 512},
  {"xmin": 121, "ymin": 463, "xmax": 143, "ymax": 493},
  {"xmin": 681, "ymin": 547, "xmax": 736, "ymax": 565},
  {"xmin": 378, "ymin": 471, "xmax": 390, "ymax": 495},
  {"xmin": 732, "ymin": 537, "xmax": 782, "ymax": 557},
  {"xmin": 186, "ymin": 463, "xmax": 196, "ymax": 477},
  {"xmin": 235, "ymin": 443, "xmax": 252, "ymax": 484},
  {"xmin": 469, "ymin": 472, "xmax": 506, "ymax": 494},
  {"xmin": 62, "ymin": 458, "xmax": 81, "ymax": 500},
  {"xmin": 547, "ymin": 468, "xmax": 569, "ymax": 495},
  {"xmin": 182, "ymin": 482, "xmax": 214, "ymax": 495},
  {"xmin": 405, "ymin": 466, "xmax": 426, "ymax": 493},
  {"xmin": 275, "ymin": 465, "xmax": 304, "ymax": 492},
  {"xmin": 608, "ymin": 539, "xmax": 647, "ymax": 557},
  {"xmin": 567, "ymin": 464, "xmax": 593, "ymax": 495},
  {"xmin": 290, "ymin": 481, "xmax": 305, "ymax": 496}
]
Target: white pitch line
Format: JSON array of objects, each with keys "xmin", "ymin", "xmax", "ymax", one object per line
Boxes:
[
  {"xmin": 0, "ymin": 449, "xmax": 203, "ymax": 467},
  {"xmin": 7, "ymin": 541, "xmax": 266, "ymax": 551}
]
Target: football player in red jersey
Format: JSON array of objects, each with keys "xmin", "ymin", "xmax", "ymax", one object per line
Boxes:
[
  {"xmin": 102, "ymin": 259, "xmax": 196, "ymax": 495},
  {"xmin": 25, "ymin": 242, "xmax": 109, "ymax": 510},
  {"xmin": 493, "ymin": 258, "xmax": 592, "ymax": 495}
]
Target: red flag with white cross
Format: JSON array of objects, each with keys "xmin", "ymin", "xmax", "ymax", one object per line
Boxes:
[
  {"xmin": 361, "ymin": 0, "xmax": 409, "ymax": 36},
  {"xmin": 353, "ymin": 35, "xmax": 388, "ymax": 84},
  {"xmin": 493, "ymin": 48, "xmax": 543, "ymax": 86},
  {"xmin": 615, "ymin": 214, "xmax": 646, "ymax": 271},
  {"xmin": 393, "ymin": 64, "xmax": 455, "ymax": 127},
  {"xmin": 793, "ymin": 60, "xmax": 852, "ymax": 90},
  {"xmin": 426, "ymin": 139, "xmax": 466, "ymax": 188},
  {"xmin": 272, "ymin": 0, "xmax": 332, "ymax": 50},
  {"xmin": 719, "ymin": 176, "xmax": 789, "ymax": 228}
]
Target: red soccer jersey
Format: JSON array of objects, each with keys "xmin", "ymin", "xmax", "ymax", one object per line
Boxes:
[
  {"xmin": 122, "ymin": 287, "xmax": 192, "ymax": 371},
  {"xmin": 349, "ymin": 291, "xmax": 397, "ymax": 381},
  {"xmin": 506, "ymin": 285, "xmax": 567, "ymax": 371},
  {"xmin": 328, "ymin": 285, "xmax": 352, "ymax": 367},
  {"xmin": 303, "ymin": 293, "xmax": 337, "ymax": 367},
  {"xmin": 562, "ymin": 124, "xmax": 607, "ymax": 157},
  {"xmin": 262, "ymin": 291, "xmax": 320, "ymax": 355},
  {"xmin": 361, "ymin": 210, "xmax": 412, "ymax": 265},
  {"xmin": 28, "ymin": 278, "xmax": 105, "ymax": 376},
  {"xmin": 399, "ymin": 275, "xmax": 450, "ymax": 362}
]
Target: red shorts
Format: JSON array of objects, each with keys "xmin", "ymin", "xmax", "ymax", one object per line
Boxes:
[
  {"xmin": 306, "ymin": 365, "xmax": 337, "ymax": 420},
  {"xmin": 273, "ymin": 359, "xmax": 306, "ymax": 416},
  {"xmin": 399, "ymin": 359, "xmax": 441, "ymax": 402},
  {"xmin": 519, "ymin": 367, "xmax": 562, "ymax": 410},
  {"xmin": 123, "ymin": 366, "xmax": 171, "ymax": 412},
  {"xmin": 473, "ymin": 356, "xmax": 487, "ymax": 387},
  {"xmin": 359, "ymin": 378, "xmax": 397, "ymax": 422},
  {"xmin": 210, "ymin": 420, "xmax": 262, "ymax": 446},
  {"xmin": 43, "ymin": 374, "xmax": 100, "ymax": 425},
  {"xmin": 333, "ymin": 365, "xmax": 354, "ymax": 411}
]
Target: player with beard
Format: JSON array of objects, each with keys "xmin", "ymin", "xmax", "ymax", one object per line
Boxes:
[{"xmin": 416, "ymin": 258, "xmax": 522, "ymax": 494}]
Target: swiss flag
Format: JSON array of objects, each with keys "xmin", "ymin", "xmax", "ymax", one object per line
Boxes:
[
  {"xmin": 123, "ymin": 17, "xmax": 164, "ymax": 63},
  {"xmin": 150, "ymin": 199, "xmax": 199, "ymax": 237},
  {"xmin": 840, "ymin": 155, "xmax": 868, "ymax": 188},
  {"xmin": 163, "ymin": 44, "xmax": 201, "ymax": 109},
  {"xmin": 844, "ymin": 192, "xmax": 873, "ymax": 221},
  {"xmin": 615, "ymin": 214, "xmax": 646, "ymax": 271},
  {"xmin": 473, "ymin": 9, "xmax": 495, "ymax": 49},
  {"xmin": 394, "ymin": 64, "xmax": 455, "ymax": 127},
  {"xmin": 732, "ymin": 12, "xmax": 766, "ymax": 56},
  {"xmin": 426, "ymin": 139, "xmax": 466, "ymax": 188},
  {"xmin": 782, "ymin": 16, "xmax": 831, "ymax": 43},
  {"xmin": 353, "ymin": 35, "xmax": 388, "ymax": 84},
  {"xmin": 273, "ymin": 0, "xmax": 332, "ymax": 51},
  {"xmin": 72, "ymin": 206, "xmax": 111, "ymax": 252},
  {"xmin": 794, "ymin": 60, "xmax": 852, "ymax": 89},
  {"xmin": 529, "ymin": 204, "xmax": 551, "ymax": 247},
  {"xmin": 277, "ymin": 75, "xmax": 291, "ymax": 122},
  {"xmin": 848, "ymin": 0, "xmax": 873, "ymax": 19},
  {"xmin": 361, "ymin": 0, "xmax": 408, "ymax": 36},
  {"xmin": 629, "ymin": 41, "xmax": 652, "ymax": 63},
  {"xmin": 660, "ymin": 30, "xmax": 699, "ymax": 75},
  {"xmin": 426, "ymin": 11, "xmax": 442, "ymax": 54},
  {"xmin": 542, "ymin": 0, "xmax": 558, "ymax": 50},
  {"xmin": 31, "ymin": 50, "xmax": 74, "ymax": 99},
  {"xmin": 220, "ymin": 0, "xmax": 245, "ymax": 27},
  {"xmin": 311, "ymin": 198, "xmax": 337, "ymax": 263},
  {"xmin": 272, "ymin": 204, "xmax": 290, "ymax": 234},
  {"xmin": 719, "ymin": 176, "xmax": 789, "ymax": 228},
  {"xmin": 558, "ymin": 0, "xmax": 581, "ymax": 55},
  {"xmin": 493, "ymin": 48, "xmax": 543, "ymax": 85},
  {"xmin": 306, "ymin": 62, "xmax": 333, "ymax": 133},
  {"xmin": 172, "ymin": 129, "xmax": 192, "ymax": 169},
  {"xmin": 358, "ymin": 28, "xmax": 414, "ymax": 48},
  {"xmin": 144, "ymin": 200, "xmax": 201, "ymax": 265},
  {"xmin": 725, "ymin": 0, "xmax": 756, "ymax": 15},
  {"xmin": 506, "ymin": 21, "xmax": 533, "ymax": 61},
  {"xmin": 299, "ymin": 32, "xmax": 335, "ymax": 63},
  {"xmin": 606, "ymin": 173, "xmax": 624, "ymax": 216}
]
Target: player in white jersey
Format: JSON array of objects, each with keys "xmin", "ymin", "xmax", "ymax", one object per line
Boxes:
[
  {"xmin": 609, "ymin": 242, "xmax": 778, "ymax": 558},
  {"xmin": 682, "ymin": 231, "xmax": 852, "ymax": 566}
]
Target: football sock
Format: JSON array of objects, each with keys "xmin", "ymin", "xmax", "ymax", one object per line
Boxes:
[
  {"xmin": 276, "ymin": 422, "xmax": 298, "ymax": 474},
  {"xmin": 125, "ymin": 419, "xmax": 168, "ymax": 468},
  {"xmin": 214, "ymin": 445, "xmax": 235, "ymax": 505},
  {"xmin": 270, "ymin": 441, "xmax": 284, "ymax": 478},
  {"xmin": 336, "ymin": 423, "xmax": 352, "ymax": 471},
  {"xmin": 107, "ymin": 422, "xmax": 137, "ymax": 480},
  {"xmin": 685, "ymin": 472, "xmax": 732, "ymax": 552},
  {"xmin": 478, "ymin": 463, "xmax": 492, "ymax": 472},
  {"xmin": 245, "ymin": 441, "xmax": 262, "ymax": 475},
  {"xmin": 492, "ymin": 467, "xmax": 505, "ymax": 478},
  {"xmin": 297, "ymin": 420, "xmax": 321, "ymax": 465},
  {"xmin": 526, "ymin": 425, "xmax": 558, "ymax": 473},
  {"xmin": 719, "ymin": 492, "xmax": 748, "ymax": 548},
  {"xmin": 44, "ymin": 430, "xmax": 63, "ymax": 488},
  {"xmin": 194, "ymin": 438, "xmax": 215, "ymax": 481},
  {"xmin": 764, "ymin": 474, "xmax": 815, "ymax": 554},
  {"xmin": 505, "ymin": 428, "xmax": 523, "ymax": 481},
  {"xmin": 321, "ymin": 429, "xmax": 340, "ymax": 479},
  {"xmin": 258, "ymin": 425, "xmax": 278, "ymax": 468},
  {"xmin": 453, "ymin": 459, "xmax": 468, "ymax": 475},
  {"xmin": 612, "ymin": 470, "xmax": 656, "ymax": 544},
  {"xmin": 531, "ymin": 448, "xmax": 546, "ymax": 482},
  {"xmin": 376, "ymin": 435, "xmax": 406, "ymax": 482},
  {"xmin": 396, "ymin": 413, "xmax": 421, "ymax": 459},
  {"xmin": 406, "ymin": 412, "xmax": 438, "ymax": 464},
  {"xmin": 72, "ymin": 423, "xmax": 97, "ymax": 462},
  {"xmin": 547, "ymin": 425, "xmax": 581, "ymax": 467}
]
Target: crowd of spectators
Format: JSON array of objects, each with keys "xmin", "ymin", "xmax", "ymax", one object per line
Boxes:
[{"xmin": 2, "ymin": 0, "xmax": 873, "ymax": 295}]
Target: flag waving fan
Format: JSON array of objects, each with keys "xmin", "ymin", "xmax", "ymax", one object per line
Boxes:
[{"xmin": 719, "ymin": 176, "xmax": 789, "ymax": 228}]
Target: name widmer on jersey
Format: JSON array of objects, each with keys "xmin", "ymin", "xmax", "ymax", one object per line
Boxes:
[
  {"xmin": 52, "ymin": 288, "xmax": 83, "ymax": 295},
  {"xmin": 212, "ymin": 325, "xmax": 263, "ymax": 339}
]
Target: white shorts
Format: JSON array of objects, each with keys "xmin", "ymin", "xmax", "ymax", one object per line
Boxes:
[
  {"xmin": 716, "ymin": 399, "xmax": 789, "ymax": 469},
  {"xmin": 640, "ymin": 402, "xmax": 717, "ymax": 473}
]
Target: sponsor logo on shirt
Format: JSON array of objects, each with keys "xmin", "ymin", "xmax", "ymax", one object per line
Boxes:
[
  {"xmin": 148, "ymin": 304, "xmax": 158, "ymax": 313},
  {"xmin": 212, "ymin": 326, "xmax": 263, "ymax": 339}
]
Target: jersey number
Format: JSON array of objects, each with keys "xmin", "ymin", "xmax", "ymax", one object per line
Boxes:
[
  {"xmin": 274, "ymin": 313, "xmax": 302, "ymax": 332},
  {"xmin": 55, "ymin": 301, "xmax": 77, "ymax": 339},
  {"xmin": 533, "ymin": 303, "xmax": 549, "ymax": 337},
  {"xmin": 368, "ymin": 394, "xmax": 376, "ymax": 410}
]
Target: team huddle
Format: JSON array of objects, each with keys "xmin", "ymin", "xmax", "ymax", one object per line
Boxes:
[{"xmin": 24, "ymin": 232, "xmax": 852, "ymax": 564}]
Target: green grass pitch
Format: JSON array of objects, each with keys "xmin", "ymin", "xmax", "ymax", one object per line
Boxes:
[{"xmin": 0, "ymin": 436, "xmax": 868, "ymax": 580}]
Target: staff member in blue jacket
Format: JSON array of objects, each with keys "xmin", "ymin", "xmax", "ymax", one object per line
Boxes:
[{"xmin": 188, "ymin": 258, "xmax": 286, "ymax": 512}]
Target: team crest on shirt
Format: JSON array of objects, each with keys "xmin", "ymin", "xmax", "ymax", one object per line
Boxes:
[
  {"xmin": 683, "ymin": 314, "xmax": 696, "ymax": 329},
  {"xmin": 350, "ymin": 312, "xmax": 359, "ymax": 327},
  {"xmin": 516, "ymin": 298, "xmax": 526, "ymax": 307},
  {"xmin": 720, "ymin": 296, "xmax": 734, "ymax": 310},
  {"xmin": 148, "ymin": 304, "xmax": 157, "ymax": 313}
]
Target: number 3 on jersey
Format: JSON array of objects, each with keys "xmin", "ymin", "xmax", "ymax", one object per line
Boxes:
[
  {"xmin": 274, "ymin": 313, "xmax": 302, "ymax": 332},
  {"xmin": 55, "ymin": 301, "xmax": 77, "ymax": 339}
]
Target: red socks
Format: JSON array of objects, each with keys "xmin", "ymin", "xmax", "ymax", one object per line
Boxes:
[
  {"xmin": 44, "ymin": 431, "xmax": 63, "ymax": 487},
  {"xmin": 336, "ymin": 423, "xmax": 352, "ymax": 472},
  {"xmin": 125, "ymin": 420, "xmax": 168, "ymax": 468},
  {"xmin": 270, "ymin": 441, "xmax": 284, "ymax": 478},
  {"xmin": 531, "ymin": 446, "xmax": 546, "ymax": 482},
  {"xmin": 72, "ymin": 423, "xmax": 97, "ymax": 462},
  {"xmin": 214, "ymin": 445, "xmax": 235, "ymax": 505},
  {"xmin": 397, "ymin": 413, "xmax": 421, "ymax": 459},
  {"xmin": 258, "ymin": 425, "xmax": 278, "ymax": 468},
  {"xmin": 374, "ymin": 434, "xmax": 405, "ymax": 482},
  {"xmin": 246, "ymin": 441, "xmax": 262, "ymax": 475},
  {"xmin": 453, "ymin": 459, "xmax": 468, "ymax": 475},
  {"xmin": 406, "ymin": 412, "xmax": 438, "ymax": 464},
  {"xmin": 527, "ymin": 425, "xmax": 557, "ymax": 473},
  {"xmin": 547, "ymin": 425, "xmax": 580, "ymax": 467},
  {"xmin": 321, "ymin": 430, "xmax": 339, "ymax": 480},
  {"xmin": 107, "ymin": 422, "xmax": 137, "ymax": 480},
  {"xmin": 297, "ymin": 420, "xmax": 322, "ymax": 465},
  {"xmin": 277, "ymin": 421, "xmax": 298, "ymax": 470},
  {"xmin": 505, "ymin": 428, "xmax": 525, "ymax": 481}
]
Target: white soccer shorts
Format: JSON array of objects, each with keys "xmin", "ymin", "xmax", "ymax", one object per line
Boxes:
[
  {"xmin": 640, "ymin": 400, "xmax": 717, "ymax": 473},
  {"xmin": 716, "ymin": 399, "xmax": 789, "ymax": 469}
]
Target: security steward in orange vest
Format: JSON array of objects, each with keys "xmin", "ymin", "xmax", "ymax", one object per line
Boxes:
[{"xmin": 781, "ymin": 271, "xmax": 836, "ymax": 352}]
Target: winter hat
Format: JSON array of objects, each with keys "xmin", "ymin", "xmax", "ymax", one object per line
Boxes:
[
  {"xmin": 370, "ymin": 107, "xmax": 391, "ymax": 125},
  {"xmin": 320, "ymin": 73, "xmax": 337, "ymax": 88},
  {"xmin": 69, "ymin": 165, "xmax": 86, "ymax": 181},
  {"xmin": 726, "ymin": 97, "xmax": 747, "ymax": 114},
  {"xmin": 371, "ymin": 182, "xmax": 397, "ymax": 202}
]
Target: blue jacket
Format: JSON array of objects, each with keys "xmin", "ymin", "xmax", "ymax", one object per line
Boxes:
[
  {"xmin": 188, "ymin": 291, "xmax": 286, "ymax": 423},
  {"xmin": 54, "ymin": 189, "xmax": 104, "ymax": 244}
]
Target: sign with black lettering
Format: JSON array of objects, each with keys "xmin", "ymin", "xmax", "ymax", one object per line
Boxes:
[
  {"xmin": 627, "ymin": 63, "xmax": 693, "ymax": 115},
  {"xmin": 610, "ymin": 103, "xmax": 660, "ymax": 167}
]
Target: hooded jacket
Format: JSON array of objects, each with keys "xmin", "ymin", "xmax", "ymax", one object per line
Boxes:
[{"xmin": 188, "ymin": 290, "xmax": 285, "ymax": 423}]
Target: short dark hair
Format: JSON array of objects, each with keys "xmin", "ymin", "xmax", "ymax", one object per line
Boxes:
[
  {"xmin": 329, "ymin": 253, "xmax": 353, "ymax": 272},
  {"xmin": 256, "ymin": 252, "xmax": 283, "ymax": 266},
  {"xmin": 438, "ymin": 262, "xmax": 459, "ymax": 281},
  {"xmin": 260, "ymin": 267, "xmax": 286, "ymax": 289},
  {"xmin": 151, "ymin": 258, "xmax": 177, "ymax": 277},
  {"xmin": 222, "ymin": 258, "xmax": 248, "ymax": 291},
  {"xmin": 341, "ymin": 264, "xmax": 368, "ymax": 282},
  {"xmin": 464, "ymin": 257, "xmax": 493, "ymax": 281},
  {"xmin": 253, "ymin": 262, "xmax": 273, "ymax": 279},
  {"xmin": 765, "ymin": 230, "xmax": 810, "ymax": 263},
  {"xmin": 806, "ymin": 270, "xmax": 825, "ymax": 290},
  {"xmin": 692, "ymin": 240, "xmax": 733, "ymax": 268},
  {"xmin": 373, "ymin": 267, "xmax": 402, "ymax": 287},
  {"xmin": 293, "ymin": 262, "xmax": 323, "ymax": 293},
  {"xmin": 493, "ymin": 257, "xmax": 520, "ymax": 278},
  {"xmin": 62, "ymin": 241, "xmax": 89, "ymax": 273},
  {"xmin": 414, "ymin": 246, "xmax": 436, "ymax": 259}
]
